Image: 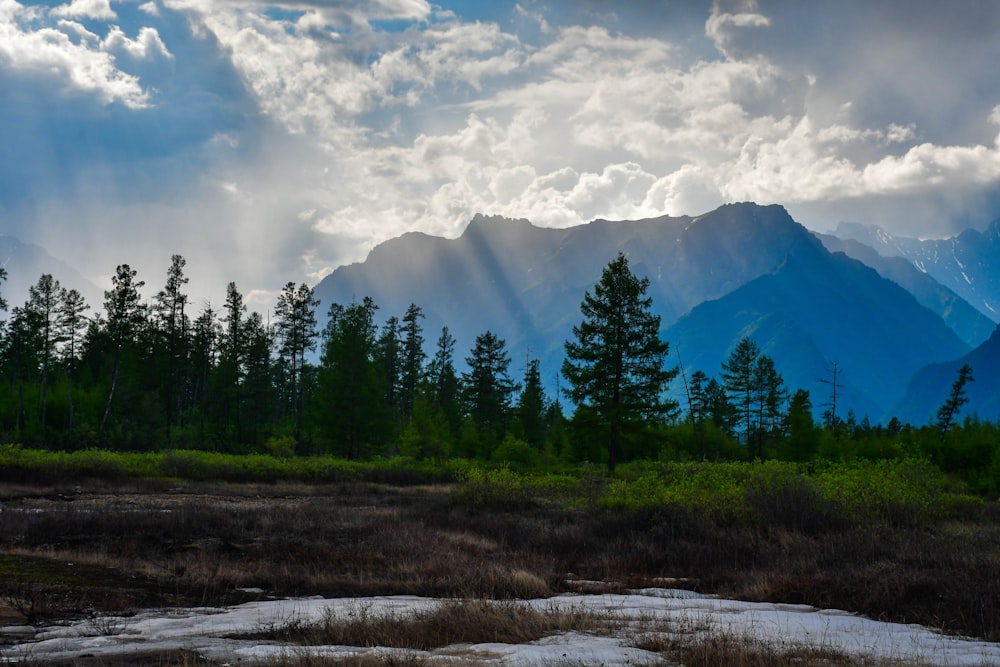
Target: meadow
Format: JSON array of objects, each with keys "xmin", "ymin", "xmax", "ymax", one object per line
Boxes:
[{"xmin": 0, "ymin": 447, "xmax": 998, "ymax": 665}]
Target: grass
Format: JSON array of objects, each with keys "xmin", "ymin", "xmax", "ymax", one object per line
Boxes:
[
  {"xmin": 0, "ymin": 452, "xmax": 998, "ymax": 654},
  {"xmin": 235, "ymin": 598, "xmax": 607, "ymax": 649}
]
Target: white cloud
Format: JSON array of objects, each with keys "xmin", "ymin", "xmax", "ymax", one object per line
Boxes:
[
  {"xmin": 0, "ymin": 13, "xmax": 149, "ymax": 107},
  {"xmin": 705, "ymin": 0, "xmax": 770, "ymax": 59},
  {"xmin": 51, "ymin": 0, "xmax": 116, "ymax": 21},
  {"xmin": 11, "ymin": 0, "xmax": 1000, "ymax": 300},
  {"xmin": 102, "ymin": 25, "xmax": 173, "ymax": 61}
]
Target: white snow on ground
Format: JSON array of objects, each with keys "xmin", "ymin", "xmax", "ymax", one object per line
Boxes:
[{"xmin": 2, "ymin": 590, "xmax": 999, "ymax": 666}]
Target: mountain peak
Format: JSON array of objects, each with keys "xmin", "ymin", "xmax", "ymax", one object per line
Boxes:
[
  {"xmin": 985, "ymin": 217, "xmax": 1000, "ymax": 240},
  {"xmin": 463, "ymin": 213, "xmax": 534, "ymax": 235}
]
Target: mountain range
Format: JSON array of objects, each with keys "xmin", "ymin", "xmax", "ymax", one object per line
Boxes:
[
  {"xmin": 5, "ymin": 203, "xmax": 998, "ymax": 425},
  {"xmin": 832, "ymin": 220, "xmax": 1000, "ymax": 322},
  {"xmin": 312, "ymin": 203, "xmax": 985, "ymax": 423},
  {"xmin": 0, "ymin": 235, "xmax": 104, "ymax": 314}
]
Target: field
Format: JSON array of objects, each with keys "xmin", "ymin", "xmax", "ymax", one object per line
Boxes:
[{"xmin": 0, "ymin": 452, "xmax": 998, "ymax": 665}]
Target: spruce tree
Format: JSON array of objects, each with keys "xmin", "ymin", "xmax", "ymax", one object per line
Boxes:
[
  {"xmin": 562, "ymin": 253, "xmax": 677, "ymax": 472},
  {"xmin": 463, "ymin": 330, "xmax": 516, "ymax": 456}
]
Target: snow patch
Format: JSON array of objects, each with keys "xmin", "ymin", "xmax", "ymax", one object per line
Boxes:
[{"xmin": 3, "ymin": 591, "xmax": 999, "ymax": 666}]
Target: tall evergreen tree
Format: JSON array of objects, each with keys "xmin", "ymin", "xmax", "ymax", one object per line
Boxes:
[
  {"xmin": 937, "ymin": 364, "xmax": 974, "ymax": 439},
  {"xmin": 562, "ymin": 253, "xmax": 677, "ymax": 472},
  {"xmin": 703, "ymin": 377, "xmax": 735, "ymax": 435},
  {"xmin": 189, "ymin": 303, "xmax": 219, "ymax": 442},
  {"xmin": 315, "ymin": 298, "xmax": 384, "ymax": 458},
  {"xmin": 425, "ymin": 326, "xmax": 461, "ymax": 440},
  {"xmin": 721, "ymin": 337, "xmax": 759, "ymax": 446},
  {"xmin": 517, "ymin": 358, "xmax": 547, "ymax": 449},
  {"xmin": 463, "ymin": 330, "xmax": 516, "ymax": 456},
  {"xmin": 240, "ymin": 311, "xmax": 274, "ymax": 447},
  {"xmin": 398, "ymin": 303, "xmax": 426, "ymax": 420},
  {"xmin": 375, "ymin": 316, "xmax": 402, "ymax": 426},
  {"xmin": 100, "ymin": 264, "xmax": 146, "ymax": 439},
  {"xmin": 153, "ymin": 255, "xmax": 190, "ymax": 443},
  {"xmin": 2, "ymin": 306, "xmax": 42, "ymax": 438},
  {"xmin": 217, "ymin": 282, "xmax": 246, "ymax": 445},
  {"xmin": 56, "ymin": 288, "xmax": 89, "ymax": 430},
  {"xmin": 274, "ymin": 282, "xmax": 319, "ymax": 442},
  {"xmin": 752, "ymin": 354, "xmax": 788, "ymax": 458},
  {"xmin": 26, "ymin": 274, "xmax": 63, "ymax": 440},
  {"xmin": 784, "ymin": 388, "xmax": 817, "ymax": 462}
]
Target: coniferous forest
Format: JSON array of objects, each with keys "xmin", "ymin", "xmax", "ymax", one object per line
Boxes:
[{"xmin": 0, "ymin": 253, "xmax": 998, "ymax": 494}]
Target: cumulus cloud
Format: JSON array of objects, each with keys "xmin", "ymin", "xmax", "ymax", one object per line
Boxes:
[
  {"xmin": 8, "ymin": 0, "xmax": 1000, "ymax": 304},
  {"xmin": 51, "ymin": 0, "xmax": 116, "ymax": 21},
  {"xmin": 102, "ymin": 25, "xmax": 173, "ymax": 61},
  {"xmin": 0, "ymin": 1, "xmax": 162, "ymax": 107}
]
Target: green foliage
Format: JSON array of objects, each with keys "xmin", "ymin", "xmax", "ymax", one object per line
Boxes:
[
  {"xmin": 265, "ymin": 435, "xmax": 297, "ymax": 458},
  {"xmin": 562, "ymin": 253, "xmax": 677, "ymax": 472},
  {"xmin": 492, "ymin": 433, "xmax": 538, "ymax": 468},
  {"xmin": 0, "ymin": 444, "xmax": 463, "ymax": 486}
]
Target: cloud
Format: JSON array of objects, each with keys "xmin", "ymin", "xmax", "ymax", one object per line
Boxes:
[
  {"xmin": 102, "ymin": 25, "xmax": 173, "ymax": 61},
  {"xmin": 0, "ymin": 2, "xmax": 154, "ymax": 107},
  {"xmin": 7, "ymin": 0, "xmax": 1000, "ymax": 307},
  {"xmin": 51, "ymin": 0, "xmax": 116, "ymax": 21}
]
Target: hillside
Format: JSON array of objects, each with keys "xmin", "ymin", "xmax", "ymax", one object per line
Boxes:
[
  {"xmin": 314, "ymin": 203, "xmax": 971, "ymax": 420},
  {"xmin": 816, "ymin": 233, "xmax": 994, "ymax": 348},
  {"xmin": 896, "ymin": 324, "xmax": 1000, "ymax": 425},
  {"xmin": 0, "ymin": 234, "xmax": 103, "ymax": 313},
  {"xmin": 832, "ymin": 220, "xmax": 1000, "ymax": 322}
]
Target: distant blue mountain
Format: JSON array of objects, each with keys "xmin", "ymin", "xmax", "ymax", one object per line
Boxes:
[
  {"xmin": 895, "ymin": 324, "xmax": 1000, "ymax": 426},
  {"xmin": 815, "ymin": 233, "xmax": 994, "ymax": 348},
  {"xmin": 0, "ymin": 234, "xmax": 104, "ymax": 313},
  {"xmin": 312, "ymin": 203, "xmax": 972, "ymax": 421},
  {"xmin": 832, "ymin": 220, "xmax": 1000, "ymax": 322},
  {"xmin": 665, "ymin": 247, "xmax": 970, "ymax": 421}
]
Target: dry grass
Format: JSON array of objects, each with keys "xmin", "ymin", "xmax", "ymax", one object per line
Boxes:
[
  {"xmin": 632, "ymin": 630, "xmax": 936, "ymax": 667},
  {"xmin": 236, "ymin": 598, "xmax": 607, "ymax": 650},
  {"xmin": 0, "ymin": 479, "xmax": 998, "ymax": 645}
]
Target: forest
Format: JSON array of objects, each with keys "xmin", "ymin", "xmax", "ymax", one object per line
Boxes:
[{"xmin": 0, "ymin": 253, "xmax": 997, "ymax": 494}]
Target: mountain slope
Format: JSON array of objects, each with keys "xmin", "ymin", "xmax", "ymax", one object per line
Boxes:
[
  {"xmin": 895, "ymin": 325, "xmax": 1000, "ymax": 425},
  {"xmin": 313, "ymin": 203, "xmax": 971, "ymax": 420},
  {"xmin": 816, "ymin": 233, "xmax": 994, "ymax": 347},
  {"xmin": 313, "ymin": 203, "xmax": 822, "ymax": 378},
  {"xmin": 665, "ymin": 249, "xmax": 971, "ymax": 420},
  {"xmin": 0, "ymin": 235, "xmax": 103, "ymax": 313},
  {"xmin": 832, "ymin": 220, "xmax": 1000, "ymax": 322}
]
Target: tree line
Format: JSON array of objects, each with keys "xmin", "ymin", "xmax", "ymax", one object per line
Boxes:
[{"xmin": 0, "ymin": 254, "xmax": 990, "ymax": 484}]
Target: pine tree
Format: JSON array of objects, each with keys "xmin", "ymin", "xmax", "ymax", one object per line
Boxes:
[
  {"xmin": 315, "ymin": 298, "xmax": 385, "ymax": 458},
  {"xmin": 517, "ymin": 358, "xmax": 547, "ymax": 449},
  {"xmin": 214, "ymin": 281, "xmax": 246, "ymax": 445},
  {"xmin": 26, "ymin": 274, "xmax": 64, "ymax": 440},
  {"xmin": 56, "ymin": 288, "xmax": 89, "ymax": 431},
  {"xmin": 463, "ymin": 330, "xmax": 516, "ymax": 456},
  {"xmin": 425, "ymin": 326, "xmax": 461, "ymax": 441},
  {"xmin": 937, "ymin": 364, "xmax": 974, "ymax": 439},
  {"xmin": 375, "ymin": 316, "xmax": 402, "ymax": 427},
  {"xmin": 562, "ymin": 253, "xmax": 677, "ymax": 472},
  {"xmin": 274, "ymin": 282, "xmax": 319, "ymax": 442},
  {"xmin": 398, "ymin": 303, "xmax": 426, "ymax": 420},
  {"xmin": 153, "ymin": 255, "xmax": 190, "ymax": 443},
  {"xmin": 100, "ymin": 264, "xmax": 146, "ymax": 439},
  {"xmin": 721, "ymin": 337, "xmax": 759, "ymax": 446}
]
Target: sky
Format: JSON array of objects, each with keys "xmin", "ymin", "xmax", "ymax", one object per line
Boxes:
[{"xmin": 3, "ymin": 0, "xmax": 1000, "ymax": 308}]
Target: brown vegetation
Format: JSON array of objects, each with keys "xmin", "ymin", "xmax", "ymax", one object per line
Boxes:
[{"xmin": 0, "ymin": 478, "xmax": 998, "ymax": 667}]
